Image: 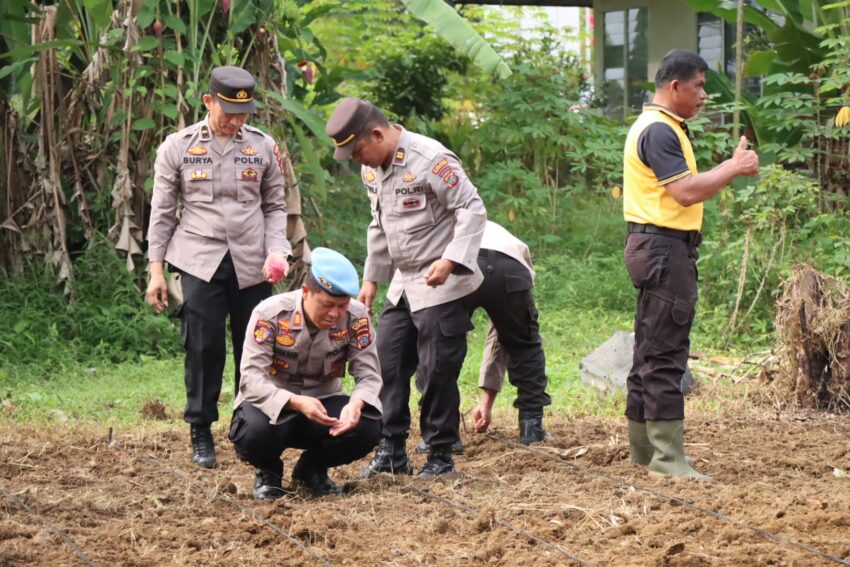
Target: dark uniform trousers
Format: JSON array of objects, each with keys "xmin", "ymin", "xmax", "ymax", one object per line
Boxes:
[
  {"xmin": 464, "ymin": 250, "xmax": 551, "ymax": 410},
  {"xmin": 179, "ymin": 252, "xmax": 271, "ymax": 425},
  {"xmin": 624, "ymin": 232, "xmax": 700, "ymax": 422},
  {"xmin": 377, "ymin": 294, "xmax": 472, "ymax": 448},
  {"xmin": 229, "ymin": 395, "xmax": 381, "ymax": 471}
]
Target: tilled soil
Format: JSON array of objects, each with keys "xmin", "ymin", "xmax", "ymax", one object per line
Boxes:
[{"xmin": 1, "ymin": 411, "xmax": 849, "ymax": 566}]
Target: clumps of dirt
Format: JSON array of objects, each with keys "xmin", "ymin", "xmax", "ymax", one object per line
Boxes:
[
  {"xmin": 474, "ymin": 506, "xmax": 496, "ymax": 532},
  {"xmin": 141, "ymin": 398, "xmax": 169, "ymax": 420},
  {"xmin": 4, "ymin": 415, "xmax": 850, "ymax": 566},
  {"xmin": 774, "ymin": 265, "xmax": 850, "ymax": 410}
]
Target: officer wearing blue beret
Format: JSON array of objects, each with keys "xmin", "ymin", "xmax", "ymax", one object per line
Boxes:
[{"xmin": 229, "ymin": 248, "xmax": 383, "ymax": 499}]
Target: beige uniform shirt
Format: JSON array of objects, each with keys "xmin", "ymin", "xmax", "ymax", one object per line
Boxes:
[
  {"xmin": 478, "ymin": 221, "xmax": 535, "ymax": 392},
  {"xmin": 362, "ymin": 127, "xmax": 487, "ymax": 312},
  {"xmin": 235, "ymin": 290, "xmax": 383, "ymax": 424},
  {"xmin": 147, "ymin": 117, "xmax": 290, "ymax": 289}
]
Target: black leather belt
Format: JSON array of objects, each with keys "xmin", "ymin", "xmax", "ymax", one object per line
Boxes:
[{"xmin": 627, "ymin": 222, "xmax": 702, "ymax": 245}]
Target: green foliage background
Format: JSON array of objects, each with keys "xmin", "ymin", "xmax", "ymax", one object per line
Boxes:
[{"xmin": 1, "ymin": 1, "xmax": 849, "ymax": 423}]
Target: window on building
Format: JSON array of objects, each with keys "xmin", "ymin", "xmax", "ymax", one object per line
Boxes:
[
  {"xmin": 602, "ymin": 8, "xmax": 649, "ymax": 117},
  {"xmin": 697, "ymin": 13, "xmax": 761, "ymax": 96}
]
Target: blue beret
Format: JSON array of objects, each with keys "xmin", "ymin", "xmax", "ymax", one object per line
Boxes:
[{"xmin": 310, "ymin": 247, "xmax": 360, "ymax": 297}]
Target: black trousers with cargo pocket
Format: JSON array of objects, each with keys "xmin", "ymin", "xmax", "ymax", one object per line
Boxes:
[
  {"xmin": 462, "ymin": 250, "xmax": 551, "ymax": 410},
  {"xmin": 376, "ymin": 295, "xmax": 472, "ymax": 448},
  {"xmin": 624, "ymin": 232, "xmax": 699, "ymax": 422},
  {"xmin": 229, "ymin": 396, "xmax": 381, "ymax": 472},
  {"xmin": 179, "ymin": 253, "xmax": 271, "ymax": 425}
]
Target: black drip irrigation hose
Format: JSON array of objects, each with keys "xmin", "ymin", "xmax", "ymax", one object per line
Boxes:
[
  {"xmin": 486, "ymin": 433, "xmax": 850, "ymax": 567},
  {"xmin": 110, "ymin": 441, "xmax": 335, "ymax": 567},
  {"xmin": 401, "ymin": 483, "xmax": 597, "ymax": 567},
  {"xmin": 0, "ymin": 484, "xmax": 98, "ymax": 567}
]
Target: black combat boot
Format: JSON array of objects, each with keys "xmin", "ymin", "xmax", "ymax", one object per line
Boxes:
[
  {"xmin": 190, "ymin": 424, "xmax": 216, "ymax": 469},
  {"xmin": 415, "ymin": 438, "xmax": 465, "ymax": 455},
  {"xmin": 418, "ymin": 445, "xmax": 455, "ymax": 479},
  {"xmin": 292, "ymin": 455, "xmax": 342, "ymax": 497},
  {"xmin": 518, "ymin": 409, "xmax": 550, "ymax": 445},
  {"xmin": 360, "ymin": 436, "xmax": 413, "ymax": 478},
  {"xmin": 253, "ymin": 462, "xmax": 287, "ymax": 500}
]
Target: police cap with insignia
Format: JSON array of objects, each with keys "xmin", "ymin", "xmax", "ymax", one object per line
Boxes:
[
  {"xmin": 310, "ymin": 247, "xmax": 361, "ymax": 298},
  {"xmin": 209, "ymin": 66, "xmax": 257, "ymax": 114},
  {"xmin": 325, "ymin": 97, "xmax": 384, "ymax": 160}
]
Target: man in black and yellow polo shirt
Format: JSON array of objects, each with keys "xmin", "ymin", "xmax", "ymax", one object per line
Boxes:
[{"xmin": 622, "ymin": 49, "xmax": 759, "ymax": 480}]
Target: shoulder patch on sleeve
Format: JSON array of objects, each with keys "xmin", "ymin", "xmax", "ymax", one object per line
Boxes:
[
  {"xmin": 271, "ymin": 142, "xmax": 286, "ymax": 175},
  {"xmin": 432, "ymin": 157, "xmax": 451, "ymax": 177},
  {"xmin": 350, "ymin": 317, "xmax": 372, "ymax": 350},
  {"xmin": 431, "ymin": 155, "xmax": 460, "ymax": 188},
  {"xmin": 253, "ymin": 320, "xmax": 275, "ymax": 344}
]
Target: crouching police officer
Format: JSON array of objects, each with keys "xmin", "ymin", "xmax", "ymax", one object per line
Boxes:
[{"xmin": 228, "ymin": 248, "xmax": 382, "ymax": 499}]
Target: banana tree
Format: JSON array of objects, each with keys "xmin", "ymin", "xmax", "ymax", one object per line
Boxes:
[
  {"xmin": 0, "ymin": 0, "xmax": 513, "ymax": 292},
  {"xmin": 684, "ymin": 0, "xmax": 850, "ymax": 150},
  {"xmin": 402, "ymin": 0, "xmax": 511, "ymax": 79},
  {"xmin": 0, "ymin": 0, "xmax": 334, "ymax": 290}
]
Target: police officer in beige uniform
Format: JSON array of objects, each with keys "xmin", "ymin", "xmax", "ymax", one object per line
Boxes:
[
  {"xmin": 230, "ymin": 248, "xmax": 382, "ymax": 499},
  {"xmin": 146, "ymin": 66, "xmax": 291, "ymax": 469},
  {"xmin": 326, "ymin": 97, "xmax": 486, "ymax": 478}
]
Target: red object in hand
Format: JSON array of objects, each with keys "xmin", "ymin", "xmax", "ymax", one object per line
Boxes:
[{"xmin": 268, "ymin": 261, "xmax": 287, "ymax": 283}]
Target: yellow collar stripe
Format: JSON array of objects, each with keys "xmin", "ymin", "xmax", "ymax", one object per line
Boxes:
[
  {"xmin": 216, "ymin": 92, "xmax": 253, "ymax": 103},
  {"xmin": 334, "ymin": 133, "xmax": 356, "ymax": 147},
  {"xmin": 642, "ymin": 103, "xmax": 686, "ymax": 123}
]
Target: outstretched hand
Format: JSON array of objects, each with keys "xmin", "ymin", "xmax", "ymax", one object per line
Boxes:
[{"xmin": 329, "ymin": 399, "xmax": 363, "ymax": 437}]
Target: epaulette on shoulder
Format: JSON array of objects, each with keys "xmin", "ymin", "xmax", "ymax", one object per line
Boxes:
[
  {"xmin": 173, "ymin": 120, "xmax": 204, "ymax": 140},
  {"xmin": 242, "ymin": 124, "xmax": 268, "ymax": 137},
  {"xmin": 256, "ymin": 292, "xmax": 297, "ymax": 318},
  {"xmin": 163, "ymin": 123, "xmax": 202, "ymax": 154},
  {"xmin": 408, "ymin": 132, "xmax": 445, "ymax": 161},
  {"xmin": 347, "ymin": 299, "xmax": 368, "ymax": 318}
]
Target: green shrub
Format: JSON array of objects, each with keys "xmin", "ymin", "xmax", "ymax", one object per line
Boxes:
[
  {"xmin": 0, "ymin": 236, "xmax": 180, "ymax": 366},
  {"xmin": 368, "ymin": 38, "xmax": 468, "ymax": 122}
]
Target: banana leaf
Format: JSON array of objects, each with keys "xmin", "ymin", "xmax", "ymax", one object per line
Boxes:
[
  {"xmin": 288, "ymin": 118, "xmax": 328, "ymax": 204},
  {"xmin": 401, "ymin": 0, "xmax": 511, "ymax": 79},
  {"xmin": 681, "ymin": 0, "xmax": 780, "ymax": 33},
  {"xmin": 265, "ymin": 90, "xmax": 331, "ymax": 145}
]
